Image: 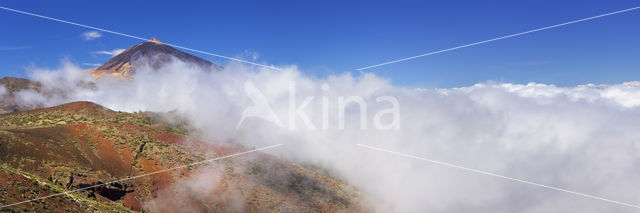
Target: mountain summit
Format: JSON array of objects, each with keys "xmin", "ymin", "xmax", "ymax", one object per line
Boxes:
[{"xmin": 88, "ymin": 38, "xmax": 221, "ymax": 78}]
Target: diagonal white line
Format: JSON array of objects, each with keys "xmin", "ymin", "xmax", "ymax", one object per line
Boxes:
[
  {"xmin": 357, "ymin": 6, "xmax": 640, "ymax": 71},
  {"xmin": 0, "ymin": 6, "xmax": 282, "ymax": 71},
  {"xmin": 0, "ymin": 143, "xmax": 283, "ymax": 209},
  {"xmin": 357, "ymin": 143, "xmax": 640, "ymax": 209}
]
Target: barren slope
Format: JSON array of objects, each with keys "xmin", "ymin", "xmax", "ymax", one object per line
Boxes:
[{"xmin": 0, "ymin": 101, "xmax": 366, "ymax": 212}]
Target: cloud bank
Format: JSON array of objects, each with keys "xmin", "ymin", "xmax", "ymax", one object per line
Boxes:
[{"xmin": 16, "ymin": 59, "xmax": 640, "ymax": 213}]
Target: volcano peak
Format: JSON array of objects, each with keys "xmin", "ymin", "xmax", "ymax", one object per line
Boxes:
[
  {"xmin": 87, "ymin": 38, "xmax": 221, "ymax": 78},
  {"xmin": 148, "ymin": 37, "xmax": 162, "ymax": 44}
]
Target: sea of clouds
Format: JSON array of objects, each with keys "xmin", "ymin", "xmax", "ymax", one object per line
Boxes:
[{"xmin": 14, "ymin": 59, "xmax": 640, "ymax": 212}]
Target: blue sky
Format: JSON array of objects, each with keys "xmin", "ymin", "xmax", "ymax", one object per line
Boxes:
[{"xmin": 1, "ymin": 0, "xmax": 639, "ymax": 87}]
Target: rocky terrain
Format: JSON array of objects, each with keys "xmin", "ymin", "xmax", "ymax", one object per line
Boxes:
[{"xmin": 0, "ymin": 101, "xmax": 366, "ymax": 212}]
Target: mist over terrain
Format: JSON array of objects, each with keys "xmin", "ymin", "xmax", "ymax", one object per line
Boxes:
[{"xmin": 14, "ymin": 58, "xmax": 640, "ymax": 212}]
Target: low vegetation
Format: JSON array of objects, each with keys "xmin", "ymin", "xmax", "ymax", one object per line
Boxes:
[{"xmin": 0, "ymin": 101, "xmax": 366, "ymax": 212}]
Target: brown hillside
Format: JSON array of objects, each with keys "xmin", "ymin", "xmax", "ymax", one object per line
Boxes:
[
  {"xmin": 0, "ymin": 77, "xmax": 41, "ymax": 114},
  {"xmin": 0, "ymin": 101, "xmax": 367, "ymax": 212}
]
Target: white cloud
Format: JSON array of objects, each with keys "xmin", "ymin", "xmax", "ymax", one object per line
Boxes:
[
  {"xmin": 93, "ymin": 48, "xmax": 125, "ymax": 56},
  {"xmin": 81, "ymin": 63, "xmax": 102, "ymax": 68},
  {"xmin": 0, "ymin": 85, "xmax": 7, "ymax": 96},
  {"xmin": 17, "ymin": 58, "xmax": 640, "ymax": 213},
  {"xmin": 81, "ymin": 31, "xmax": 102, "ymax": 40}
]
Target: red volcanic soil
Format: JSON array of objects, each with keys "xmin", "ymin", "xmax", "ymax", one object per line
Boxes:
[
  {"xmin": 0, "ymin": 169, "xmax": 86, "ymax": 212},
  {"xmin": 122, "ymin": 191, "xmax": 142, "ymax": 211},
  {"xmin": 152, "ymin": 132, "xmax": 186, "ymax": 145},
  {"xmin": 152, "ymin": 132, "xmax": 239, "ymax": 155},
  {"xmin": 69, "ymin": 123, "xmax": 133, "ymax": 176},
  {"xmin": 139, "ymin": 157, "xmax": 174, "ymax": 198}
]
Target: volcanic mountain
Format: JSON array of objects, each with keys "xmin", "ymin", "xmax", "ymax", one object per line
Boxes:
[
  {"xmin": 87, "ymin": 38, "xmax": 222, "ymax": 78},
  {"xmin": 1, "ymin": 38, "xmax": 221, "ymax": 114}
]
